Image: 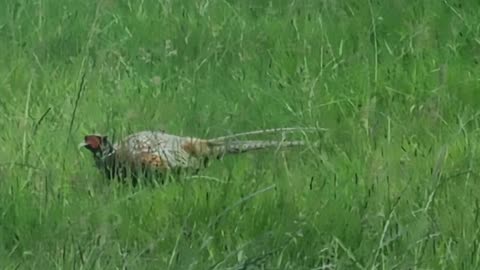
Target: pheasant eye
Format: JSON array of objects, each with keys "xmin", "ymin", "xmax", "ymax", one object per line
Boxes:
[{"xmin": 85, "ymin": 135, "xmax": 102, "ymax": 150}]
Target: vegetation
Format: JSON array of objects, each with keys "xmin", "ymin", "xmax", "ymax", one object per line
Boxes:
[{"xmin": 1, "ymin": 0, "xmax": 479, "ymax": 268}]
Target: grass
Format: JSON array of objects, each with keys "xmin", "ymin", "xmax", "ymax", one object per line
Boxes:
[{"xmin": 1, "ymin": 0, "xmax": 480, "ymax": 268}]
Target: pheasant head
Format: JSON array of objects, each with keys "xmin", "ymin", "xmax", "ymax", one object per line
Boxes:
[{"xmin": 79, "ymin": 134, "xmax": 116, "ymax": 177}]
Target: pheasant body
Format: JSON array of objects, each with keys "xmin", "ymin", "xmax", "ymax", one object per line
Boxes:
[{"xmin": 80, "ymin": 128, "xmax": 314, "ymax": 182}]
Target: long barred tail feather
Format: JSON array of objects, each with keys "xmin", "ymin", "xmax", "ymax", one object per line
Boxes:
[
  {"xmin": 207, "ymin": 139, "xmax": 307, "ymax": 156},
  {"xmin": 209, "ymin": 127, "xmax": 325, "ymax": 142}
]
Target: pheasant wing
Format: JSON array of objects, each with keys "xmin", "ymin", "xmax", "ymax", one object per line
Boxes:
[{"xmin": 117, "ymin": 131, "xmax": 200, "ymax": 170}]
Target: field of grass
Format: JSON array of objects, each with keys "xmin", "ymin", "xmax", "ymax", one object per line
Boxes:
[{"xmin": 1, "ymin": 0, "xmax": 480, "ymax": 269}]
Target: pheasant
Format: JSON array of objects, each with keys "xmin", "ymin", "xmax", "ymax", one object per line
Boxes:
[{"xmin": 78, "ymin": 127, "xmax": 318, "ymax": 184}]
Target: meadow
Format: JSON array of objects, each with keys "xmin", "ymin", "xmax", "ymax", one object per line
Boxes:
[{"xmin": 1, "ymin": 0, "xmax": 480, "ymax": 269}]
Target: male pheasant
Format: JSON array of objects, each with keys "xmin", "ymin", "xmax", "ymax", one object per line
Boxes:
[{"xmin": 79, "ymin": 128, "xmax": 317, "ymax": 183}]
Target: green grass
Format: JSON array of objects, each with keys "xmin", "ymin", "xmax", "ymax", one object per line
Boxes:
[{"xmin": 1, "ymin": 0, "xmax": 480, "ymax": 268}]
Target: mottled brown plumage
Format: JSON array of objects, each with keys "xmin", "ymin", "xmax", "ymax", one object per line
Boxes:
[{"xmin": 79, "ymin": 127, "xmax": 318, "ymax": 184}]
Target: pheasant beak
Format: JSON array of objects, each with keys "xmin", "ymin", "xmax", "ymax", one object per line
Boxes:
[{"xmin": 78, "ymin": 142, "xmax": 88, "ymax": 149}]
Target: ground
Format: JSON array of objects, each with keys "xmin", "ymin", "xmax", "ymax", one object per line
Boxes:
[{"xmin": 1, "ymin": 0, "xmax": 480, "ymax": 269}]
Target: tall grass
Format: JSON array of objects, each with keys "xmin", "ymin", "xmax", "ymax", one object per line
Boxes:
[{"xmin": 1, "ymin": 0, "xmax": 480, "ymax": 268}]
